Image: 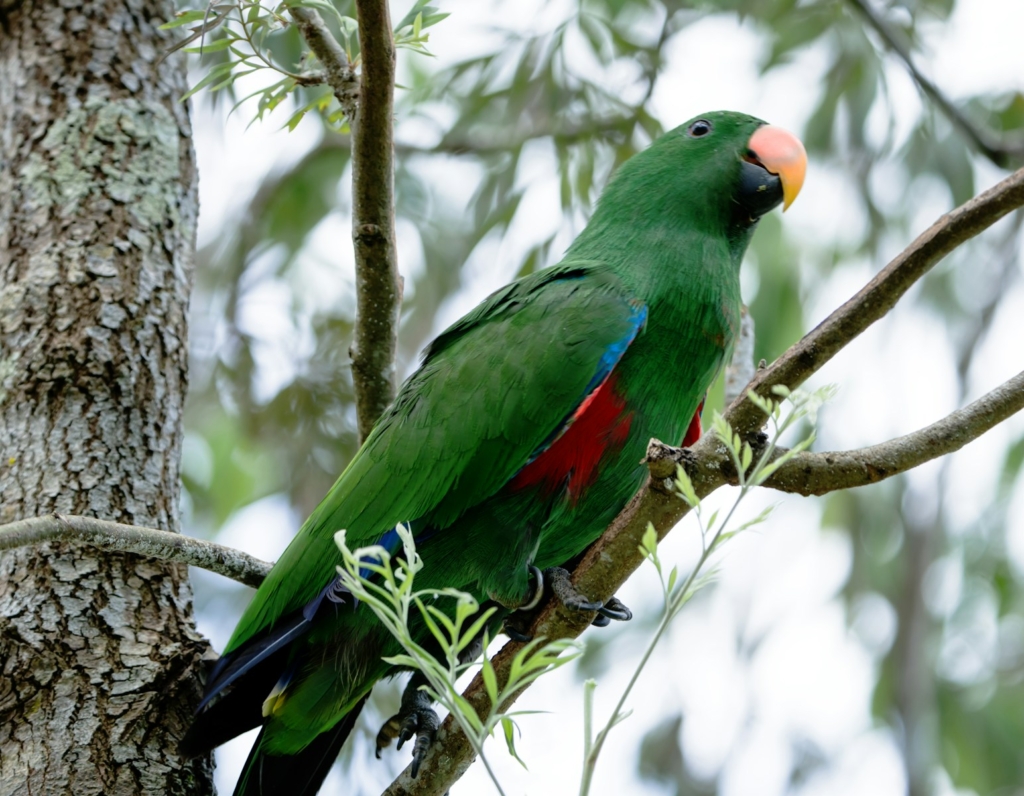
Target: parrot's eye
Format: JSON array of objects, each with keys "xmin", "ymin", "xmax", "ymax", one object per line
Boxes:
[{"xmin": 687, "ymin": 120, "xmax": 712, "ymax": 138}]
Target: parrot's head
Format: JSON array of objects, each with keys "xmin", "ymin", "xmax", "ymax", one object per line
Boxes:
[{"xmin": 592, "ymin": 110, "xmax": 806, "ymax": 240}]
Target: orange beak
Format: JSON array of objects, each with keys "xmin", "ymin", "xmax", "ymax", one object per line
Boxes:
[{"xmin": 747, "ymin": 125, "xmax": 807, "ymax": 211}]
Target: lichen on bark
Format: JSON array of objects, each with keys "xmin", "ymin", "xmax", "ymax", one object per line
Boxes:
[{"xmin": 0, "ymin": 0, "xmax": 213, "ymax": 792}]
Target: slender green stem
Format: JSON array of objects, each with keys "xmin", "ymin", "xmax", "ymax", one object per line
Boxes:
[
  {"xmin": 581, "ymin": 400, "xmax": 799, "ymax": 793},
  {"xmin": 476, "ymin": 750, "xmax": 507, "ymax": 796},
  {"xmin": 579, "ymin": 485, "xmax": 745, "ymax": 796}
]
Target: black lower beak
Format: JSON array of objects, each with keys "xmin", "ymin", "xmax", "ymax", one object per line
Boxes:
[{"xmin": 735, "ymin": 159, "xmax": 785, "ymax": 222}]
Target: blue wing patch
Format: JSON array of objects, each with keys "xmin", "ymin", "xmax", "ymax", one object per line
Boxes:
[{"xmin": 522, "ymin": 300, "xmax": 647, "ymax": 466}]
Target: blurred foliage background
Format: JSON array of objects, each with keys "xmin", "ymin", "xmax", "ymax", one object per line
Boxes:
[{"xmin": 178, "ymin": 0, "xmax": 1024, "ymax": 794}]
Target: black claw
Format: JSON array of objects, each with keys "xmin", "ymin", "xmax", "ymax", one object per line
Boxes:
[
  {"xmin": 597, "ymin": 596, "xmax": 633, "ymax": 622},
  {"xmin": 376, "ymin": 675, "xmax": 439, "ymax": 773},
  {"xmin": 411, "ymin": 731, "xmax": 433, "ymax": 777},
  {"xmin": 591, "ymin": 613, "xmax": 611, "ymax": 627},
  {"xmin": 503, "ymin": 615, "xmax": 533, "ymax": 643}
]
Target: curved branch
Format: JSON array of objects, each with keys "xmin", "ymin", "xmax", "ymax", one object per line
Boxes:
[
  {"xmin": 761, "ymin": 369, "xmax": 1024, "ymax": 496},
  {"xmin": 847, "ymin": 0, "xmax": 1024, "ymax": 169},
  {"xmin": 381, "ymin": 166, "xmax": 1024, "ymax": 796},
  {"xmin": 0, "ymin": 515, "xmax": 271, "ymax": 588},
  {"xmin": 729, "ymin": 165, "xmax": 1024, "ymax": 436}
]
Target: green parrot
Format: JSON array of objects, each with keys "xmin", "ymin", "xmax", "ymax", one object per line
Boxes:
[{"xmin": 182, "ymin": 110, "xmax": 806, "ymax": 795}]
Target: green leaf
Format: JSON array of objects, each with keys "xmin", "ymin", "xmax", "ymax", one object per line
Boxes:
[
  {"xmin": 183, "ymin": 36, "xmax": 234, "ymax": 54},
  {"xmin": 416, "ymin": 597, "xmax": 450, "ymax": 651},
  {"xmin": 452, "ymin": 694, "xmax": 484, "ymax": 734},
  {"xmin": 706, "ymin": 509, "xmax": 719, "ymax": 532},
  {"xmin": 425, "ymin": 603, "xmax": 458, "ymax": 641},
  {"xmin": 181, "ymin": 60, "xmax": 237, "ymax": 101},
  {"xmin": 159, "ymin": 9, "xmax": 209, "ymax": 29},
  {"xmin": 641, "ymin": 522, "xmax": 658, "ymax": 558},
  {"xmin": 284, "ymin": 108, "xmax": 307, "ymax": 132},
  {"xmin": 481, "ymin": 657, "xmax": 499, "ymax": 706},
  {"xmin": 457, "ymin": 608, "xmax": 498, "ymax": 655},
  {"xmin": 501, "ymin": 717, "xmax": 528, "ymax": 768},
  {"xmin": 740, "ymin": 442, "xmax": 753, "ymax": 476},
  {"xmin": 382, "ymin": 654, "xmax": 421, "ymax": 669},
  {"xmin": 674, "ymin": 465, "xmax": 699, "ymax": 508}
]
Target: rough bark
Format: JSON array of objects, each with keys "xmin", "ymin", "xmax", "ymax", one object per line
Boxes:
[{"xmin": 0, "ymin": 0, "xmax": 213, "ymax": 793}]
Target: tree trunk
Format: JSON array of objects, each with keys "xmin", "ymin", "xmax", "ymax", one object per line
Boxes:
[{"xmin": 0, "ymin": 0, "xmax": 213, "ymax": 793}]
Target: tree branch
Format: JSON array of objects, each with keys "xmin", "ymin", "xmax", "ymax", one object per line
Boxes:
[
  {"xmin": 288, "ymin": 6, "xmax": 358, "ymax": 120},
  {"xmin": 288, "ymin": 3, "xmax": 401, "ymax": 441},
  {"xmin": 847, "ymin": 0, "xmax": 1024, "ymax": 169},
  {"xmin": 381, "ymin": 165, "xmax": 1024, "ymax": 796},
  {"xmin": 728, "ymin": 165, "xmax": 1024, "ymax": 436},
  {"xmin": 759, "ymin": 370, "xmax": 1024, "ymax": 496},
  {"xmin": 348, "ymin": 0, "xmax": 401, "ymax": 441},
  {"xmin": 0, "ymin": 515, "xmax": 271, "ymax": 589}
]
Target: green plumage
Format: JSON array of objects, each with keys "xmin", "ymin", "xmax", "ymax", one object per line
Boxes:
[{"xmin": 187, "ymin": 111, "xmax": 792, "ymax": 794}]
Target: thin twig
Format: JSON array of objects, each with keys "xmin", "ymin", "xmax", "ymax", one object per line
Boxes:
[
  {"xmin": 0, "ymin": 515, "xmax": 271, "ymax": 588},
  {"xmin": 235, "ymin": 4, "xmax": 324, "ymax": 87},
  {"xmin": 289, "ymin": 6, "xmax": 358, "ymax": 120},
  {"xmin": 380, "ymin": 165, "xmax": 1024, "ymax": 796},
  {"xmin": 847, "ymin": 0, "xmax": 1024, "ymax": 169}
]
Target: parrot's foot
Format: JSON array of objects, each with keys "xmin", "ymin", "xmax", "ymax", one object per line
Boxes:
[
  {"xmin": 501, "ymin": 567, "xmax": 633, "ymax": 642},
  {"xmin": 545, "ymin": 567, "xmax": 632, "ymax": 622},
  {"xmin": 376, "ymin": 675, "xmax": 439, "ymax": 777}
]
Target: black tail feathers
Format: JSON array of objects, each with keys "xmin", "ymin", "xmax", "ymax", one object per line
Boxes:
[{"xmin": 233, "ymin": 696, "xmax": 369, "ymax": 796}]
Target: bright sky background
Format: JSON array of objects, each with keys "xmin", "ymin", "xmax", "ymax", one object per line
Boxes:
[{"xmin": 187, "ymin": 1, "xmax": 1024, "ymax": 794}]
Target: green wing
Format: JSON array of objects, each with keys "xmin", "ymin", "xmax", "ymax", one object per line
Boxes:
[{"xmin": 226, "ymin": 261, "xmax": 646, "ymax": 652}]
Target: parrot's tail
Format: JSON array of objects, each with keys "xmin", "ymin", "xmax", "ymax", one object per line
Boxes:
[
  {"xmin": 182, "ymin": 576, "xmax": 353, "ymax": 759},
  {"xmin": 233, "ymin": 695, "xmax": 369, "ymax": 796}
]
